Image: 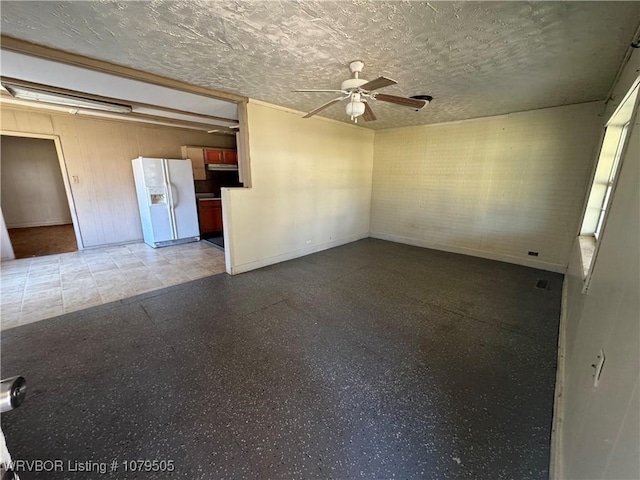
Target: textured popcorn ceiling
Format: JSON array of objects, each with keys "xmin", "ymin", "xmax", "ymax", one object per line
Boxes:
[{"xmin": 1, "ymin": 1, "xmax": 638, "ymax": 129}]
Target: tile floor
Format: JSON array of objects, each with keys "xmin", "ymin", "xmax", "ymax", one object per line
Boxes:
[{"xmin": 0, "ymin": 241, "xmax": 226, "ymax": 330}]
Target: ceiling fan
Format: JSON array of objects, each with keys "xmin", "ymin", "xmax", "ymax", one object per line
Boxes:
[{"xmin": 294, "ymin": 60, "xmax": 432, "ymax": 123}]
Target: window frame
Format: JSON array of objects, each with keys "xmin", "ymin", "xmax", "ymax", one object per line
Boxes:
[{"xmin": 593, "ymin": 121, "xmax": 630, "ymax": 241}]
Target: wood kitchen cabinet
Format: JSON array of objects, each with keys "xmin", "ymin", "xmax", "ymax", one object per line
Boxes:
[
  {"xmin": 204, "ymin": 149, "xmax": 224, "ymax": 164},
  {"xmin": 223, "ymin": 150, "xmax": 238, "ymax": 164},
  {"xmin": 204, "ymin": 148, "xmax": 238, "ymax": 165},
  {"xmin": 181, "ymin": 146, "xmax": 206, "ymax": 180},
  {"xmin": 198, "ymin": 199, "xmax": 223, "ymax": 234},
  {"xmin": 182, "ymin": 145, "xmax": 238, "ymax": 178}
]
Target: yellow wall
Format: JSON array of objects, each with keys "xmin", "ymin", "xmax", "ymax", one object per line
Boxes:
[
  {"xmin": 370, "ymin": 102, "xmax": 602, "ymax": 272},
  {"xmin": 0, "ymin": 106, "xmax": 235, "ymax": 248},
  {"xmin": 222, "ymin": 100, "xmax": 374, "ymax": 273}
]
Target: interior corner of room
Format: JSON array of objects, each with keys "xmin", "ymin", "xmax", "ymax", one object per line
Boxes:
[{"xmin": 0, "ymin": 4, "xmax": 638, "ymax": 480}]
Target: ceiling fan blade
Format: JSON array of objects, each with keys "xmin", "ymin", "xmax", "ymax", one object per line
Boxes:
[
  {"xmin": 359, "ymin": 76, "xmax": 397, "ymax": 91},
  {"xmin": 375, "ymin": 93, "xmax": 426, "ymax": 109},
  {"xmin": 293, "ymin": 89, "xmax": 346, "ymax": 93},
  {"xmin": 362, "ymin": 102, "xmax": 377, "ymax": 122},
  {"xmin": 303, "ymin": 97, "xmax": 345, "ymax": 118}
]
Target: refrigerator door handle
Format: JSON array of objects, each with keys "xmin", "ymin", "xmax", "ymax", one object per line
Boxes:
[
  {"xmin": 168, "ymin": 182, "xmax": 180, "ymax": 237},
  {"xmin": 162, "ymin": 160, "xmax": 179, "ymax": 239},
  {"xmin": 169, "ymin": 182, "xmax": 179, "ymax": 208}
]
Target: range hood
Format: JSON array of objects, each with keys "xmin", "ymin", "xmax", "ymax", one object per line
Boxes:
[{"xmin": 206, "ymin": 164, "xmax": 238, "ymax": 171}]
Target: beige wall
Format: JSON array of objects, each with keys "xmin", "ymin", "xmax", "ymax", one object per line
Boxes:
[
  {"xmin": 558, "ymin": 52, "xmax": 639, "ymax": 479},
  {"xmin": 222, "ymin": 100, "xmax": 374, "ymax": 274},
  {"xmin": 370, "ymin": 102, "xmax": 602, "ymax": 272},
  {"xmin": 1, "ymin": 136, "xmax": 71, "ymax": 228},
  {"xmin": 0, "ymin": 106, "xmax": 235, "ymax": 248}
]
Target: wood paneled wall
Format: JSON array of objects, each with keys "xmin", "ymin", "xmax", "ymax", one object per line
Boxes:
[{"xmin": 1, "ymin": 106, "xmax": 235, "ymax": 247}]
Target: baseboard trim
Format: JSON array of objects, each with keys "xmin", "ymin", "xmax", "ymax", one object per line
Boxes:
[
  {"xmin": 549, "ymin": 277, "xmax": 568, "ymax": 480},
  {"xmin": 227, "ymin": 232, "xmax": 370, "ymax": 275},
  {"xmin": 81, "ymin": 239, "xmax": 143, "ymax": 250},
  {"xmin": 369, "ymin": 232, "xmax": 567, "ymax": 273},
  {"xmin": 7, "ymin": 220, "xmax": 73, "ymax": 229}
]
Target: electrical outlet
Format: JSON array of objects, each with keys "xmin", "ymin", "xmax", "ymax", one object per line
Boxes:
[
  {"xmin": 306, "ymin": 240, "xmax": 312, "ymax": 245},
  {"xmin": 592, "ymin": 349, "xmax": 606, "ymax": 387},
  {"xmin": 528, "ymin": 251, "xmax": 539, "ymax": 256}
]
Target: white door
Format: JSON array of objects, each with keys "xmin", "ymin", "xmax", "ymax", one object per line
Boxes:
[{"xmin": 166, "ymin": 159, "xmax": 199, "ymax": 239}]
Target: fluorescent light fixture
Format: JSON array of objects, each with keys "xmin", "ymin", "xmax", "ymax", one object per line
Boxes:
[
  {"xmin": 207, "ymin": 129, "xmax": 235, "ymax": 135},
  {"xmin": 2, "ymin": 83, "xmax": 132, "ymax": 113},
  {"xmin": 207, "ymin": 124, "xmax": 238, "ymax": 134}
]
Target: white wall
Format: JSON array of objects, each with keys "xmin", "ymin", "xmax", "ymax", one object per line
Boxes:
[
  {"xmin": 558, "ymin": 52, "xmax": 640, "ymax": 479},
  {"xmin": 370, "ymin": 102, "xmax": 602, "ymax": 272},
  {"xmin": 222, "ymin": 100, "xmax": 374, "ymax": 274},
  {"xmin": 0, "ymin": 135, "xmax": 72, "ymax": 228}
]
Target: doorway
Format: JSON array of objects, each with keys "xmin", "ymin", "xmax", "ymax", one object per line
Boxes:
[{"xmin": 1, "ymin": 135, "xmax": 80, "ymax": 259}]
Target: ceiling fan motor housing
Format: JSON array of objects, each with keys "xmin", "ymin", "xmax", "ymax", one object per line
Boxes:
[{"xmin": 341, "ymin": 78, "xmax": 368, "ymax": 91}]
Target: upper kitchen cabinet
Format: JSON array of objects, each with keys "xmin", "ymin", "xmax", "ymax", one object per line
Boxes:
[
  {"xmin": 205, "ymin": 149, "xmax": 223, "ymax": 164},
  {"xmin": 223, "ymin": 150, "xmax": 237, "ymax": 165},
  {"xmin": 181, "ymin": 146, "xmax": 206, "ymax": 180},
  {"xmin": 182, "ymin": 145, "xmax": 239, "ymax": 177},
  {"xmin": 205, "ymin": 148, "xmax": 238, "ymax": 165}
]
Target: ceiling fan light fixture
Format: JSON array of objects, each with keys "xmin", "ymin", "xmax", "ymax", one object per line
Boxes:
[{"xmin": 346, "ymin": 100, "xmax": 365, "ymax": 118}]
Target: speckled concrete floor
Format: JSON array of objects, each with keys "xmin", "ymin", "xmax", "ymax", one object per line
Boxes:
[{"xmin": 1, "ymin": 239, "xmax": 561, "ymax": 479}]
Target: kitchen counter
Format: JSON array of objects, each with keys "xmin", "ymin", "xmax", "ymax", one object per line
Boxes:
[{"xmin": 196, "ymin": 193, "xmax": 221, "ymax": 201}]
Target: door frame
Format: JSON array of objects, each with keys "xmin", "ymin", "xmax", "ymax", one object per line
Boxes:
[{"xmin": 0, "ymin": 130, "xmax": 84, "ymax": 251}]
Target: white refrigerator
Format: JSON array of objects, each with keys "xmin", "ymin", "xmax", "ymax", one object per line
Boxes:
[{"xmin": 132, "ymin": 157, "xmax": 200, "ymax": 248}]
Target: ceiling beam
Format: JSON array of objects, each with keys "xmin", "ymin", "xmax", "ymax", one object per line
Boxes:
[
  {"xmin": 0, "ymin": 93, "xmax": 236, "ymax": 132},
  {"xmin": 0, "ymin": 35, "xmax": 247, "ymax": 104},
  {"xmin": 0, "ymin": 76, "xmax": 238, "ymax": 126}
]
